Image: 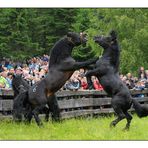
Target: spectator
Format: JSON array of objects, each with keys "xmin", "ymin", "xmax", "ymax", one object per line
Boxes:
[
  {"xmin": 126, "ymin": 73, "xmax": 132, "ymax": 80},
  {"xmin": 0, "ymin": 71, "xmax": 9, "ymax": 88},
  {"xmin": 80, "ymin": 77, "xmax": 88, "ymax": 90},
  {"xmin": 15, "ymin": 67, "xmax": 23, "ymax": 75},
  {"xmin": 65, "ymin": 75, "xmax": 81, "ymax": 91},
  {"xmin": 0, "ymin": 64, "xmax": 4, "ymax": 73},
  {"xmin": 134, "ymin": 80, "xmax": 145, "ymax": 91},
  {"xmin": 42, "ymin": 54, "xmax": 49, "ymax": 62},
  {"xmin": 79, "ymin": 68, "xmax": 85, "ymax": 77},
  {"xmin": 145, "ymin": 80, "xmax": 148, "ymax": 89},
  {"xmin": 6, "ymin": 72, "xmax": 13, "ymax": 88},
  {"xmin": 138, "ymin": 66, "xmax": 146, "ymax": 80},
  {"xmin": 119, "ymin": 74, "xmax": 124, "ymax": 80},
  {"xmin": 1, "ymin": 55, "xmax": 148, "ymax": 92},
  {"xmin": 91, "ymin": 76, "xmax": 103, "ymax": 91},
  {"xmin": 120, "ymin": 75, "xmax": 127, "ymax": 83},
  {"xmin": 145, "ymin": 70, "xmax": 148, "ymax": 80},
  {"xmin": 133, "ymin": 80, "xmax": 145, "ymax": 98},
  {"xmin": 9, "ymin": 67, "xmax": 15, "ymax": 74},
  {"xmin": 29, "ymin": 57, "xmax": 39, "ymax": 71},
  {"xmin": 65, "ymin": 70, "xmax": 81, "ymax": 90},
  {"xmin": 126, "ymin": 73, "xmax": 135, "ymax": 89}
]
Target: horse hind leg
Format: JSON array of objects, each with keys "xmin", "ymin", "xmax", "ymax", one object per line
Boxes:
[
  {"xmin": 123, "ymin": 111, "xmax": 133, "ymax": 131},
  {"xmin": 110, "ymin": 107, "xmax": 126, "ymax": 128}
]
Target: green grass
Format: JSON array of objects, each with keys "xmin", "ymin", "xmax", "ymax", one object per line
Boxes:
[{"xmin": 0, "ymin": 115, "xmax": 148, "ymax": 140}]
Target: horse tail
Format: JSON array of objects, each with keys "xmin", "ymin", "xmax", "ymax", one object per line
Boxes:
[{"xmin": 132, "ymin": 98, "xmax": 148, "ymax": 118}]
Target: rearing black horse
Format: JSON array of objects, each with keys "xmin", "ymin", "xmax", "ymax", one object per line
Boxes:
[
  {"xmin": 86, "ymin": 30, "xmax": 148, "ymax": 130},
  {"xmin": 13, "ymin": 32, "xmax": 97, "ymax": 126}
]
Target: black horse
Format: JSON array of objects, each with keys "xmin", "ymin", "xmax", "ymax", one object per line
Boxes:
[
  {"xmin": 13, "ymin": 32, "xmax": 97, "ymax": 126},
  {"xmin": 12, "ymin": 74, "xmax": 50, "ymax": 122},
  {"xmin": 86, "ymin": 30, "xmax": 148, "ymax": 130}
]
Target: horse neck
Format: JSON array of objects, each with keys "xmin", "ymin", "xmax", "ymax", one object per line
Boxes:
[
  {"xmin": 102, "ymin": 44, "xmax": 120, "ymax": 71},
  {"xmin": 49, "ymin": 38, "xmax": 74, "ymax": 68}
]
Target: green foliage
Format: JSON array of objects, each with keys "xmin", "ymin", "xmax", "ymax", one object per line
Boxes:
[
  {"xmin": 72, "ymin": 8, "xmax": 148, "ymax": 75},
  {"xmin": 0, "ymin": 8, "xmax": 147, "ymax": 74},
  {"xmin": 72, "ymin": 46, "xmax": 96, "ymax": 61},
  {"xmin": 0, "ymin": 8, "xmax": 77, "ymax": 60}
]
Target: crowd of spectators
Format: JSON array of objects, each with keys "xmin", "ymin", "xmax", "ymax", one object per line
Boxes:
[
  {"xmin": 1, "ymin": 56, "xmax": 148, "ymax": 93},
  {"xmin": 0, "ymin": 55, "xmax": 49, "ymax": 89}
]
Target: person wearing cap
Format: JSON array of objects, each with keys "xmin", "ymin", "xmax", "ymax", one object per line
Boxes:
[{"xmin": 15, "ymin": 67, "xmax": 23, "ymax": 75}]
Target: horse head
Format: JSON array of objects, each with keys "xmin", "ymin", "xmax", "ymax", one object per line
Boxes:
[
  {"xmin": 12, "ymin": 74, "xmax": 29, "ymax": 95},
  {"xmin": 93, "ymin": 30, "xmax": 117, "ymax": 49},
  {"xmin": 67, "ymin": 32, "xmax": 87, "ymax": 46}
]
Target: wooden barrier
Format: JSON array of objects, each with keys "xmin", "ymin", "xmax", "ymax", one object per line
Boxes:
[{"xmin": 0, "ymin": 89, "xmax": 148, "ymax": 119}]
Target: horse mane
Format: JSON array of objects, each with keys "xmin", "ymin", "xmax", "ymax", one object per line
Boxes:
[
  {"xmin": 48, "ymin": 37, "xmax": 74, "ymax": 68},
  {"xmin": 110, "ymin": 41, "xmax": 120, "ymax": 71},
  {"xmin": 102, "ymin": 39, "xmax": 120, "ymax": 72}
]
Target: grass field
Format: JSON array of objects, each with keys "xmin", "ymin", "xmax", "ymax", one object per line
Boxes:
[{"xmin": 0, "ymin": 115, "xmax": 148, "ymax": 140}]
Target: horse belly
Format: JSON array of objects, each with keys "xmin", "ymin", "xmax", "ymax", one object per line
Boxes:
[
  {"xmin": 99, "ymin": 76, "xmax": 118, "ymax": 95},
  {"xmin": 48, "ymin": 71, "xmax": 73, "ymax": 92},
  {"xmin": 55, "ymin": 72, "xmax": 73, "ymax": 89},
  {"xmin": 28, "ymin": 82, "xmax": 48, "ymax": 105}
]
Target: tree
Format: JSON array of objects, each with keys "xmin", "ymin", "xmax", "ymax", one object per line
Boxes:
[
  {"xmin": 0, "ymin": 8, "xmax": 148, "ymax": 75},
  {"xmin": 72, "ymin": 8, "xmax": 148, "ymax": 74},
  {"xmin": 0, "ymin": 8, "xmax": 77, "ymax": 60},
  {"xmin": 0, "ymin": 9, "xmax": 40, "ymax": 60}
]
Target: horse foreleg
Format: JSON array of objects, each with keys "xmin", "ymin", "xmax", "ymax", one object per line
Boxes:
[
  {"xmin": 32, "ymin": 106, "xmax": 44, "ymax": 127},
  {"xmin": 60, "ymin": 58, "xmax": 98, "ymax": 71},
  {"xmin": 86, "ymin": 75, "xmax": 94, "ymax": 90},
  {"xmin": 13, "ymin": 91, "xmax": 28, "ymax": 122},
  {"xmin": 24, "ymin": 105, "xmax": 33, "ymax": 124},
  {"xmin": 85, "ymin": 68, "xmax": 100, "ymax": 77},
  {"xmin": 48, "ymin": 95, "xmax": 61, "ymax": 122},
  {"xmin": 74, "ymin": 59, "xmax": 98, "ymax": 70}
]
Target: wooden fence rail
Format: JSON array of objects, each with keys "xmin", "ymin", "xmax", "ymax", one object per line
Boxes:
[{"xmin": 0, "ymin": 89, "xmax": 148, "ymax": 119}]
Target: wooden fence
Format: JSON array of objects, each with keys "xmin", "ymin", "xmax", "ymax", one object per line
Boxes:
[{"xmin": 0, "ymin": 88, "xmax": 148, "ymax": 119}]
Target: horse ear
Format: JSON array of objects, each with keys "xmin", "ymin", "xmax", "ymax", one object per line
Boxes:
[
  {"xmin": 67, "ymin": 32, "xmax": 73, "ymax": 37},
  {"xmin": 110, "ymin": 30, "xmax": 117, "ymax": 40}
]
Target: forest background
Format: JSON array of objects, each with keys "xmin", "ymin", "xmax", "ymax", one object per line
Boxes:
[{"xmin": 0, "ymin": 8, "xmax": 147, "ymax": 74}]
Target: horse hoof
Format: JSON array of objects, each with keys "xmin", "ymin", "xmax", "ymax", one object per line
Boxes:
[
  {"xmin": 110, "ymin": 123, "xmax": 116, "ymax": 128},
  {"xmin": 38, "ymin": 123, "xmax": 44, "ymax": 128},
  {"xmin": 24, "ymin": 120, "xmax": 31, "ymax": 125},
  {"xmin": 44, "ymin": 117, "xmax": 49, "ymax": 122},
  {"xmin": 122, "ymin": 127, "xmax": 130, "ymax": 131}
]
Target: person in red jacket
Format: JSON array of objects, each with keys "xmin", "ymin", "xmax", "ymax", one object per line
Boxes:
[
  {"xmin": 80, "ymin": 77, "xmax": 88, "ymax": 90},
  {"xmin": 92, "ymin": 76, "xmax": 104, "ymax": 91}
]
